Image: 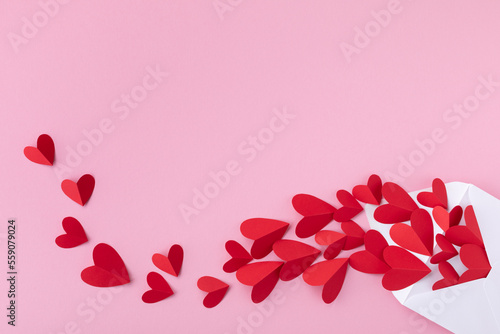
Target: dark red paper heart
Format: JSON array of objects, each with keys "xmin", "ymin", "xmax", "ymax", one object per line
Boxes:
[
  {"xmin": 240, "ymin": 218, "xmax": 289, "ymax": 259},
  {"xmin": 350, "ymin": 230, "xmax": 390, "ymax": 274},
  {"xmin": 236, "ymin": 261, "xmax": 283, "ymax": 303},
  {"xmin": 430, "ymin": 234, "xmax": 458, "ymax": 264},
  {"xmin": 432, "ymin": 261, "xmax": 459, "ymax": 290},
  {"xmin": 315, "ymin": 230, "xmax": 346, "ymax": 260},
  {"xmin": 382, "ymin": 246, "xmax": 431, "ymax": 291},
  {"xmin": 458, "ymin": 244, "xmax": 491, "ymax": 283},
  {"xmin": 223, "ymin": 240, "xmax": 252, "ymax": 273},
  {"xmin": 81, "ymin": 243, "xmax": 130, "ymax": 287},
  {"xmin": 152, "ymin": 244, "xmax": 184, "ymax": 277},
  {"xmin": 374, "ymin": 183, "xmax": 418, "ymax": 224},
  {"xmin": 352, "ymin": 174, "xmax": 382, "ymax": 205},
  {"xmin": 334, "ymin": 190, "xmax": 363, "ymax": 222},
  {"xmin": 142, "ymin": 272, "xmax": 174, "ymax": 303},
  {"xmin": 292, "ymin": 194, "xmax": 336, "ymax": 238},
  {"xmin": 390, "ymin": 209, "xmax": 434, "ymax": 256},
  {"xmin": 61, "ymin": 174, "xmax": 95, "ymax": 206},
  {"xmin": 24, "ymin": 134, "xmax": 55, "ymax": 166},
  {"xmin": 272, "ymin": 239, "xmax": 321, "ymax": 281},
  {"xmin": 197, "ymin": 276, "xmax": 229, "ymax": 308},
  {"xmin": 340, "ymin": 221, "xmax": 365, "ymax": 250},
  {"xmin": 445, "ymin": 206, "xmax": 484, "ymax": 248},
  {"xmin": 55, "ymin": 217, "xmax": 88, "ymax": 248},
  {"xmin": 432, "ymin": 205, "xmax": 462, "ymax": 232},
  {"xmin": 302, "ymin": 258, "xmax": 349, "ymax": 304},
  {"xmin": 416, "ymin": 178, "xmax": 448, "ymax": 209}
]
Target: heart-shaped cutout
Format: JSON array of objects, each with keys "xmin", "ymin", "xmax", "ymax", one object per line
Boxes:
[
  {"xmin": 236, "ymin": 261, "xmax": 283, "ymax": 303},
  {"xmin": 458, "ymin": 244, "xmax": 491, "ymax": 284},
  {"xmin": 390, "ymin": 209, "xmax": 434, "ymax": 256},
  {"xmin": 430, "ymin": 234, "xmax": 458, "ymax": 264},
  {"xmin": 55, "ymin": 217, "xmax": 88, "ymax": 248},
  {"xmin": 24, "ymin": 134, "xmax": 55, "ymax": 166},
  {"xmin": 352, "ymin": 174, "xmax": 382, "ymax": 205},
  {"xmin": 292, "ymin": 194, "xmax": 336, "ymax": 238},
  {"xmin": 374, "ymin": 182, "xmax": 419, "ymax": 224},
  {"xmin": 152, "ymin": 244, "xmax": 184, "ymax": 277},
  {"xmin": 341, "ymin": 221, "xmax": 365, "ymax": 250},
  {"xmin": 302, "ymin": 258, "xmax": 349, "ymax": 304},
  {"xmin": 334, "ymin": 190, "xmax": 363, "ymax": 222},
  {"xmin": 382, "ymin": 246, "xmax": 431, "ymax": 291},
  {"xmin": 142, "ymin": 272, "xmax": 174, "ymax": 303},
  {"xmin": 432, "ymin": 205, "xmax": 462, "ymax": 232},
  {"xmin": 197, "ymin": 276, "xmax": 229, "ymax": 308},
  {"xmin": 240, "ymin": 218, "xmax": 289, "ymax": 259},
  {"xmin": 81, "ymin": 243, "xmax": 130, "ymax": 287},
  {"xmin": 223, "ymin": 240, "xmax": 252, "ymax": 273},
  {"xmin": 273, "ymin": 239, "xmax": 321, "ymax": 281},
  {"xmin": 416, "ymin": 178, "xmax": 448, "ymax": 209},
  {"xmin": 445, "ymin": 206, "xmax": 484, "ymax": 248},
  {"xmin": 61, "ymin": 174, "xmax": 95, "ymax": 206},
  {"xmin": 432, "ymin": 261, "xmax": 459, "ymax": 290},
  {"xmin": 350, "ymin": 230, "xmax": 390, "ymax": 274},
  {"xmin": 315, "ymin": 230, "xmax": 346, "ymax": 260}
]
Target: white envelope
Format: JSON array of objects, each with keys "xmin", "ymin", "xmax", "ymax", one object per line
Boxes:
[{"xmin": 364, "ymin": 182, "xmax": 500, "ymax": 334}]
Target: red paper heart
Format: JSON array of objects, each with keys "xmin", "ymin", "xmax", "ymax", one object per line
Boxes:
[
  {"xmin": 432, "ymin": 205, "xmax": 462, "ymax": 232},
  {"xmin": 240, "ymin": 218, "xmax": 289, "ymax": 259},
  {"xmin": 416, "ymin": 178, "xmax": 448, "ymax": 209},
  {"xmin": 432, "ymin": 261, "xmax": 459, "ymax": 290},
  {"xmin": 302, "ymin": 258, "xmax": 349, "ymax": 304},
  {"xmin": 152, "ymin": 244, "xmax": 184, "ymax": 277},
  {"xmin": 223, "ymin": 240, "xmax": 252, "ymax": 273},
  {"xmin": 390, "ymin": 209, "xmax": 434, "ymax": 256},
  {"xmin": 24, "ymin": 134, "xmax": 55, "ymax": 166},
  {"xmin": 142, "ymin": 272, "xmax": 174, "ymax": 303},
  {"xmin": 315, "ymin": 230, "xmax": 346, "ymax": 260},
  {"xmin": 236, "ymin": 261, "xmax": 283, "ymax": 303},
  {"xmin": 430, "ymin": 234, "xmax": 458, "ymax": 264},
  {"xmin": 445, "ymin": 206, "xmax": 484, "ymax": 247},
  {"xmin": 352, "ymin": 174, "xmax": 382, "ymax": 205},
  {"xmin": 350, "ymin": 230, "xmax": 390, "ymax": 274},
  {"xmin": 273, "ymin": 239, "xmax": 321, "ymax": 281},
  {"xmin": 374, "ymin": 183, "xmax": 418, "ymax": 224},
  {"xmin": 382, "ymin": 246, "xmax": 431, "ymax": 291},
  {"xmin": 334, "ymin": 190, "xmax": 363, "ymax": 222},
  {"xmin": 292, "ymin": 194, "xmax": 336, "ymax": 238},
  {"xmin": 464, "ymin": 205, "xmax": 483, "ymax": 244},
  {"xmin": 81, "ymin": 243, "xmax": 130, "ymax": 287},
  {"xmin": 459, "ymin": 244, "xmax": 491, "ymax": 283},
  {"xmin": 61, "ymin": 174, "xmax": 95, "ymax": 206},
  {"xmin": 341, "ymin": 221, "xmax": 365, "ymax": 250},
  {"xmin": 197, "ymin": 276, "xmax": 229, "ymax": 308},
  {"xmin": 55, "ymin": 217, "xmax": 88, "ymax": 248}
]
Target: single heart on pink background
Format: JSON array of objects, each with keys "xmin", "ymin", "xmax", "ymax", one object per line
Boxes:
[
  {"xmin": 61, "ymin": 174, "xmax": 95, "ymax": 206},
  {"xmin": 197, "ymin": 276, "xmax": 229, "ymax": 308},
  {"xmin": 55, "ymin": 217, "xmax": 88, "ymax": 248},
  {"xmin": 152, "ymin": 244, "xmax": 184, "ymax": 277},
  {"xmin": 142, "ymin": 272, "xmax": 174, "ymax": 303},
  {"xmin": 81, "ymin": 243, "xmax": 130, "ymax": 287},
  {"xmin": 24, "ymin": 134, "xmax": 55, "ymax": 166}
]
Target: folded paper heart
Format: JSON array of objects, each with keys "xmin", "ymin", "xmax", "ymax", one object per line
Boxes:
[
  {"xmin": 334, "ymin": 190, "xmax": 363, "ymax": 222},
  {"xmin": 240, "ymin": 218, "xmax": 289, "ymax": 259},
  {"xmin": 417, "ymin": 178, "xmax": 448, "ymax": 209},
  {"xmin": 390, "ymin": 209, "xmax": 434, "ymax": 256},
  {"xmin": 236, "ymin": 261, "xmax": 283, "ymax": 303},
  {"xmin": 445, "ymin": 206, "xmax": 484, "ymax": 247},
  {"xmin": 432, "ymin": 205, "xmax": 462, "ymax": 232},
  {"xmin": 430, "ymin": 234, "xmax": 458, "ymax": 264},
  {"xmin": 61, "ymin": 174, "xmax": 95, "ymax": 206},
  {"xmin": 374, "ymin": 182, "xmax": 419, "ymax": 224},
  {"xmin": 315, "ymin": 231, "xmax": 346, "ymax": 260},
  {"xmin": 272, "ymin": 239, "xmax": 321, "ymax": 281},
  {"xmin": 432, "ymin": 261, "xmax": 459, "ymax": 290},
  {"xmin": 197, "ymin": 276, "xmax": 229, "ymax": 308},
  {"xmin": 223, "ymin": 240, "xmax": 252, "ymax": 273},
  {"xmin": 340, "ymin": 221, "xmax": 365, "ymax": 249},
  {"xmin": 152, "ymin": 244, "xmax": 184, "ymax": 277},
  {"xmin": 303, "ymin": 258, "xmax": 349, "ymax": 304},
  {"xmin": 292, "ymin": 194, "xmax": 336, "ymax": 238},
  {"xmin": 55, "ymin": 217, "xmax": 88, "ymax": 248},
  {"xmin": 81, "ymin": 243, "xmax": 130, "ymax": 287},
  {"xmin": 459, "ymin": 244, "xmax": 491, "ymax": 283},
  {"xmin": 382, "ymin": 246, "xmax": 431, "ymax": 291},
  {"xmin": 142, "ymin": 272, "xmax": 174, "ymax": 303},
  {"xmin": 24, "ymin": 134, "xmax": 55, "ymax": 166},
  {"xmin": 349, "ymin": 230, "xmax": 389, "ymax": 274},
  {"xmin": 352, "ymin": 174, "xmax": 382, "ymax": 205}
]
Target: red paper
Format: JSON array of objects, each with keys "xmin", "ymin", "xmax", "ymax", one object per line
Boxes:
[
  {"xmin": 197, "ymin": 276, "xmax": 229, "ymax": 308},
  {"xmin": 445, "ymin": 207, "xmax": 484, "ymax": 248},
  {"xmin": 417, "ymin": 178, "xmax": 448, "ymax": 209},
  {"xmin": 302, "ymin": 258, "xmax": 348, "ymax": 304},
  {"xmin": 352, "ymin": 174, "xmax": 382, "ymax": 205},
  {"xmin": 341, "ymin": 221, "xmax": 365, "ymax": 250},
  {"xmin": 236, "ymin": 261, "xmax": 283, "ymax": 303},
  {"xmin": 81, "ymin": 243, "xmax": 130, "ymax": 287},
  {"xmin": 333, "ymin": 190, "xmax": 363, "ymax": 222},
  {"xmin": 24, "ymin": 134, "xmax": 55, "ymax": 166},
  {"xmin": 430, "ymin": 234, "xmax": 458, "ymax": 264},
  {"xmin": 315, "ymin": 230, "xmax": 346, "ymax": 260},
  {"xmin": 142, "ymin": 272, "xmax": 174, "ymax": 303},
  {"xmin": 459, "ymin": 244, "xmax": 491, "ymax": 283},
  {"xmin": 382, "ymin": 246, "xmax": 431, "ymax": 291},
  {"xmin": 223, "ymin": 240, "xmax": 252, "ymax": 273},
  {"xmin": 152, "ymin": 244, "xmax": 184, "ymax": 277},
  {"xmin": 432, "ymin": 205, "xmax": 462, "ymax": 232},
  {"xmin": 432, "ymin": 261, "xmax": 459, "ymax": 290},
  {"xmin": 292, "ymin": 194, "xmax": 336, "ymax": 238},
  {"xmin": 463, "ymin": 205, "xmax": 483, "ymax": 245},
  {"xmin": 374, "ymin": 183, "xmax": 419, "ymax": 224},
  {"xmin": 55, "ymin": 217, "xmax": 88, "ymax": 248},
  {"xmin": 390, "ymin": 209, "xmax": 434, "ymax": 256},
  {"xmin": 350, "ymin": 230, "xmax": 389, "ymax": 274},
  {"xmin": 61, "ymin": 174, "xmax": 95, "ymax": 206},
  {"xmin": 240, "ymin": 218, "xmax": 289, "ymax": 259},
  {"xmin": 272, "ymin": 239, "xmax": 321, "ymax": 281}
]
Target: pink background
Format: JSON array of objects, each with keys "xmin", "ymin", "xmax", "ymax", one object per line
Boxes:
[{"xmin": 1, "ymin": 1, "xmax": 500, "ymax": 333}]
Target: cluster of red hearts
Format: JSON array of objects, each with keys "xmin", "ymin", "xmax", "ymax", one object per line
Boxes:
[{"xmin": 25, "ymin": 134, "xmax": 492, "ymax": 308}]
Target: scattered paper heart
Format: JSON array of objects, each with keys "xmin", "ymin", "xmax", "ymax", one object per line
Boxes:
[
  {"xmin": 374, "ymin": 182, "xmax": 419, "ymax": 224},
  {"xmin": 142, "ymin": 272, "xmax": 174, "ymax": 303},
  {"xmin": 61, "ymin": 174, "xmax": 95, "ymax": 206},
  {"xmin": 292, "ymin": 194, "xmax": 336, "ymax": 238},
  {"xmin": 334, "ymin": 190, "xmax": 363, "ymax": 222},
  {"xmin": 197, "ymin": 276, "xmax": 229, "ymax": 308},
  {"xmin": 459, "ymin": 244, "xmax": 491, "ymax": 283},
  {"xmin": 302, "ymin": 258, "xmax": 349, "ymax": 304},
  {"xmin": 432, "ymin": 261, "xmax": 459, "ymax": 290},
  {"xmin": 24, "ymin": 134, "xmax": 55, "ymax": 166},
  {"xmin": 55, "ymin": 217, "xmax": 88, "ymax": 248},
  {"xmin": 417, "ymin": 178, "xmax": 448, "ymax": 209},
  {"xmin": 315, "ymin": 230, "xmax": 346, "ymax": 260},
  {"xmin": 223, "ymin": 240, "xmax": 252, "ymax": 273},
  {"xmin": 382, "ymin": 246, "xmax": 431, "ymax": 291},
  {"xmin": 272, "ymin": 239, "xmax": 321, "ymax": 281},
  {"xmin": 430, "ymin": 234, "xmax": 458, "ymax": 264},
  {"xmin": 390, "ymin": 209, "xmax": 434, "ymax": 256},
  {"xmin": 236, "ymin": 261, "xmax": 283, "ymax": 303},
  {"xmin": 352, "ymin": 174, "xmax": 382, "ymax": 205},
  {"xmin": 240, "ymin": 218, "xmax": 289, "ymax": 259},
  {"xmin": 432, "ymin": 205, "xmax": 462, "ymax": 232},
  {"xmin": 81, "ymin": 243, "xmax": 130, "ymax": 287},
  {"xmin": 350, "ymin": 230, "xmax": 390, "ymax": 274},
  {"xmin": 152, "ymin": 244, "xmax": 184, "ymax": 277}
]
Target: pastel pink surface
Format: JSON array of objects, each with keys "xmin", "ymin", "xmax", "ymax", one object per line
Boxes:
[{"xmin": 2, "ymin": 1, "xmax": 500, "ymax": 333}]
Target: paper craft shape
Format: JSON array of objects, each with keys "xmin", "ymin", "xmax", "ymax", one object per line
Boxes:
[
  {"xmin": 432, "ymin": 261, "xmax": 459, "ymax": 290},
  {"xmin": 459, "ymin": 244, "xmax": 491, "ymax": 283},
  {"xmin": 272, "ymin": 239, "xmax": 321, "ymax": 281},
  {"xmin": 292, "ymin": 194, "xmax": 336, "ymax": 238},
  {"xmin": 236, "ymin": 261, "xmax": 283, "ymax": 303},
  {"xmin": 223, "ymin": 240, "xmax": 252, "ymax": 273},
  {"xmin": 417, "ymin": 178, "xmax": 447, "ymax": 209},
  {"xmin": 432, "ymin": 205, "xmax": 462, "ymax": 232},
  {"xmin": 430, "ymin": 234, "xmax": 458, "ymax": 264},
  {"xmin": 389, "ymin": 209, "xmax": 434, "ymax": 256},
  {"xmin": 55, "ymin": 217, "xmax": 88, "ymax": 248},
  {"xmin": 81, "ymin": 243, "xmax": 130, "ymax": 287},
  {"xmin": 240, "ymin": 218, "xmax": 289, "ymax": 259},
  {"xmin": 349, "ymin": 230, "xmax": 389, "ymax": 274},
  {"xmin": 142, "ymin": 272, "xmax": 174, "ymax": 303},
  {"xmin": 302, "ymin": 258, "xmax": 349, "ymax": 304},
  {"xmin": 334, "ymin": 190, "xmax": 363, "ymax": 222},
  {"xmin": 374, "ymin": 182, "xmax": 419, "ymax": 224},
  {"xmin": 152, "ymin": 244, "xmax": 184, "ymax": 277},
  {"xmin": 197, "ymin": 276, "xmax": 229, "ymax": 308},
  {"xmin": 352, "ymin": 174, "xmax": 382, "ymax": 205},
  {"xmin": 61, "ymin": 174, "xmax": 95, "ymax": 206},
  {"xmin": 382, "ymin": 246, "xmax": 431, "ymax": 291},
  {"xmin": 315, "ymin": 231, "xmax": 346, "ymax": 259},
  {"xmin": 24, "ymin": 134, "xmax": 55, "ymax": 166}
]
